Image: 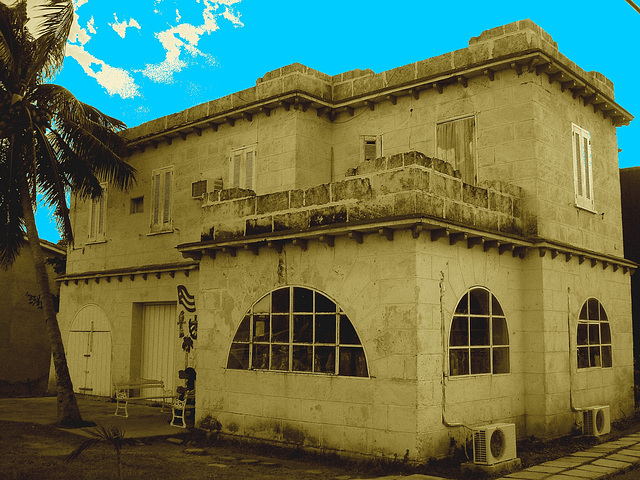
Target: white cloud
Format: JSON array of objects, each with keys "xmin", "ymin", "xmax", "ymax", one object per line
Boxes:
[
  {"xmin": 75, "ymin": 0, "xmax": 89, "ymax": 8},
  {"xmin": 110, "ymin": 14, "xmax": 141, "ymax": 39},
  {"xmin": 65, "ymin": 44, "xmax": 140, "ymax": 99},
  {"xmin": 140, "ymin": 0, "xmax": 242, "ymax": 84},
  {"xmin": 86, "ymin": 16, "xmax": 96, "ymax": 34}
]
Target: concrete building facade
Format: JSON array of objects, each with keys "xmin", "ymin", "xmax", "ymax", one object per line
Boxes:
[
  {"xmin": 57, "ymin": 20, "xmax": 634, "ymax": 460},
  {"xmin": 1, "ymin": 239, "xmax": 65, "ymax": 396}
]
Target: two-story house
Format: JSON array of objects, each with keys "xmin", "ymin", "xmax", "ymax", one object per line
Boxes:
[{"xmin": 57, "ymin": 19, "xmax": 634, "ymax": 460}]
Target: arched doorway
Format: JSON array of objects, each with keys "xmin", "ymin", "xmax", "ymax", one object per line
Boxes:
[{"xmin": 67, "ymin": 305, "xmax": 112, "ymax": 396}]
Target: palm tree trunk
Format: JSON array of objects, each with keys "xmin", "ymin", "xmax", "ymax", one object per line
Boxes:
[{"xmin": 19, "ymin": 178, "xmax": 83, "ymax": 426}]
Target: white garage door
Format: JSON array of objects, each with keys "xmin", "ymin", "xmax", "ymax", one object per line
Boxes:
[
  {"xmin": 67, "ymin": 305, "xmax": 112, "ymax": 397},
  {"xmin": 141, "ymin": 303, "xmax": 178, "ymax": 397}
]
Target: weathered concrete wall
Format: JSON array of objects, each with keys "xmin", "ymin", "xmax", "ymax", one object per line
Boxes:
[{"xmin": 0, "ymin": 244, "xmax": 62, "ymax": 396}]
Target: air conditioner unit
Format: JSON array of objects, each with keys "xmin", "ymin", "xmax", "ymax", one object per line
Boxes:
[
  {"xmin": 473, "ymin": 423, "xmax": 517, "ymax": 466},
  {"xmin": 582, "ymin": 406, "xmax": 610, "ymax": 437}
]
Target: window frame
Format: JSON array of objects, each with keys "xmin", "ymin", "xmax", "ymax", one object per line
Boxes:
[
  {"xmin": 577, "ymin": 298, "xmax": 612, "ymax": 370},
  {"xmin": 436, "ymin": 114, "xmax": 477, "ymax": 185},
  {"xmin": 149, "ymin": 166, "xmax": 174, "ymax": 233},
  {"xmin": 448, "ymin": 286, "xmax": 510, "ymax": 377},
  {"xmin": 229, "ymin": 145, "xmax": 257, "ymax": 190},
  {"xmin": 227, "ymin": 286, "xmax": 369, "ymax": 378},
  {"xmin": 571, "ymin": 124, "xmax": 594, "ymax": 212},
  {"xmin": 360, "ymin": 134, "xmax": 383, "ymax": 162},
  {"xmin": 87, "ymin": 182, "xmax": 107, "ymax": 243}
]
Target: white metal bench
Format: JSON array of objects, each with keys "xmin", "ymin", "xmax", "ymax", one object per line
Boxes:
[
  {"xmin": 170, "ymin": 390, "xmax": 195, "ymax": 428},
  {"xmin": 113, "ymin": 379, "xmax": 174, "ymax": 417}
]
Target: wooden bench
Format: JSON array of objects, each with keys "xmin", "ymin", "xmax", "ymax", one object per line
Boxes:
[{"xmin": 113, "ymin": 379, "xmax": 175, "ymax": 417}]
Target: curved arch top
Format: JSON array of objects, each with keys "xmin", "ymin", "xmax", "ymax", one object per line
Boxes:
[
  {"xmin": 70, "ymin": 304, "xmax": 111, "ymax": 332},
  {"xmin": 227, "ymin": 286, "xmax": 368, "ymax": 377},
  {"xmin": 577, "ymin": 297, "xmax": 612, "ymax": 369}
]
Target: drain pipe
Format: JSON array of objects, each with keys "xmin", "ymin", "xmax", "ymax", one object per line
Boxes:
[
  {"xmin": 567, "ymin": 287, "xmax": 584, "ymax": 414},
  {"xmin": 440, "ymin": 271, "xmax": 471, "ymax": 430}
]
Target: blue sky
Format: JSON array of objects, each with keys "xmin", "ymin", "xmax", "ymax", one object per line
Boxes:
[{"xmin": 35, "ymin": 0, "xmax": 640, "ymax": 242}]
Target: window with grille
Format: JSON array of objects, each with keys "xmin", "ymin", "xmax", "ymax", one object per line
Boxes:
[
  {"xmin": 572, "ymin": 124, "xmax": 594, "ymax": 211},
  {"xmin": 229, "ymin": 145, "xmax": 256, "ymax": 190},
  {"xmin": 436, "ymin": 116, "xmax": 477, "ymax": 184},
  {"xmin": 577, "ymin": 298, "xmax": 612, "ymax": 369},
  {"xmin": 150, "ymin": 166, "xmax": 173, "ymax": 232},
  {"xmin": 361, "ymin": 135, "xmax": 382, "ymax": 162},
  {"xmin": 227, "ymin": 286, "xmax": 368, "ymax": 377},
  {"xmin": 191, "ymin": 180, "xmax": 207, "ymax": 198},
  {"xmin": 88, "ymin": 183, "xmax": 107, "ymax": 242},
  {"xmin": 449, "ymin": 287, "xmax": 510, "ymax": 376}
]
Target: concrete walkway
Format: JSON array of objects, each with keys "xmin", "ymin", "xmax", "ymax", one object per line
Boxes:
[{"xmin": 498, "ymin": 432, "xmax": 640, "ymax": 479}]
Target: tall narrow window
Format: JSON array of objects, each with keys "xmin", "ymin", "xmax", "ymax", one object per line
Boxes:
[
  {"xmin": 577, "ymin": 298, "xmax": 611, "ymax": 369},
  {"xmin": 361, "ymin": 135, "xmax": 383, "ymax": 162},
  {"xmin": 150, "ymin": 166, "xmax": 173, "ymax": 232},
  {"xmin": 572, "ymin": 124, "xmax": 594, "ymax": 210},
  {"xmin": 449, "ymin": 287, "xmax": 510, "ymax": 376},
  {"xmin": 436, "ymin": 116, "xmax": 476, "ymax": 184},
  {"xmin": 88, "ymin": 183, "xmax": 107, "ymax": 242},
  {"xmin": 227, "ymin": 286, "xmax": 368, "ymax": 377},
  {"xmin": 229, "ymin": 145, "xmax": 256, "ymax": 190}
]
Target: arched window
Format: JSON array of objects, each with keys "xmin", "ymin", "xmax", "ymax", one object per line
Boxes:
[
  {"xmin": 577, "ymin": 298, "xmax": 612, "ymax": 369},
  {"xmin": 227, "ymin": 287, "xmax": 368, "ymax": 377},
  {"xmin": 449, "ymin": 287, "xmax": 510, "ymax": 376}
]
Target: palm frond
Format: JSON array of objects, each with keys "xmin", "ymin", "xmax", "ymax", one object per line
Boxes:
[
  {"xmin": 65, "ymin": 437, "xmax": 100, "ymax": 463},
  {"xmin": 30, "ymin": 0, "xmax": 74, "ymax": 81}
]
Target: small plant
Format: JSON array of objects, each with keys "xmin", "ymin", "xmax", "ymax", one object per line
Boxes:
[
  {"xmin": 66, "ymin": 424, "xmax": 128, "ymax": 480},
  {"xmin": 198, "ymin": 414, "xmax": 221, "ymax": 439}
]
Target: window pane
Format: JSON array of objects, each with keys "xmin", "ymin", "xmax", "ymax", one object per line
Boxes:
[
  {"xmin": 470, "ymin": 289, "xmax": 489, "ymax": 315},
  {"xmin": 491, "ymin": 295, "xmax": 504, "ymax": 316},
  {"xmin": 450, "ymin": 317, "xmax": 468, "ymax": 346},
  {"xmin": 602, "ymin": 346, "xmax": 612, "ymax": 368},
  {"xmin": 339, "ymin": 347, "xmax": 368, "ymax": 377},
  {"xmin": 587, "ymin": 298, "xmax": 599, "ymax": 321},
  {"xmin": 455, "ymin": 294, "xmax": 469, "ymax": 314},
  {"xmin": 470, "ymin": 348, "xmax": 490, "ymax": 374},
  {"xmin": 293, "ymin": 287, "xmax": 313, "ymax": 312},
  {"xmin": 339, "ymin": 315, "xmax": 360, "ymax": 345},
  {"xmin": 272, "ymin": 314, "xmax": 289, "ymax": 343},
  {"xmin": 588, "ymin": 323, "xmax": 600, "ymax": 345},
  {"xmin": 252, "ymin": 344, "xmax": 270, "ymax": 369},
  {"xmin": 227, "ymin": 343, "xmax": 249, "ymax": 369},
  {"xmin": 589, "ymin": 346, "xmax": 601, "ymax": 367},
  {"xmin": 271, "ymin": 345, "xmax": 289, "ymax": 371},
  {"xmin": 574, "ymin": 132, "xmax": 583, "ymax": 197},
  {"xmin": 314, "ymin": 346, "xmax": 335, "ymax": 373},
  {"xmin": 315, "ymin": 315, "xmax": 337, "ymax": 344},
  {"xmin": 315, "ymin": 293, "xmax": 336, "ymax": 313},
  {"xmin": 163, "ymin": 171, "xmax": 171, "ymax": 223},
  {"xmin": 470, "ymin": 317, "xmax": 489, "ymax": 346},
  {"xmin": 293, "ymin": 346, "xmax": 312, "ymax": 372},
  {"xmin": 253, "ymin": 314, "xmax": 269, "ymax": 342},
  {"xmin": 449, "ymin": 349, "xmax": 469, "ymax": 376},
  {"xmin": 272, "ymin": 288, "xmax": 290, "ymax": 313},
  {"xmin": 492, "ymin": 317, "xmax": 509, "ymax": 346},
  {"xmin": 253, "ymin": 295, "xmax": 270, "ymax": 314},
  {"xmin": 599, "ymin": 304, "xmax": 608, "ymax": 321},
  {"xmin": 579, "ymin": 302, "xmax": 588, "ymax": 320},
  {"xmin": 577, "ymin": 347, "xmax": 589, "ymax": 368},
  {"xmin": 583, "ymin": 136, "xmax": 590, "ymax": 198},
  {"xmin": 233, "ymin": 316, "xmax": 250, "ymax": 342},
  {"xmin": 493, "ymin": 347, "xmax": 510, "ymax": 374},
  {"xmin": 577, "ymin": 324, "xmax": 588, "ymax": 345},
  {"xmin": 293, "ymin": 315, "xmax": 313, "ymax": 343},
  {"xmin": 601, "ymin": 323, "xmax": 611, "ymax": 344}
]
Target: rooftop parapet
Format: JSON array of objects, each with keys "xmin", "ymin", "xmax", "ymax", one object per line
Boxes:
[
  {"xmin": 193, "ymin": 151, "xmax": 528, "ymax": 245},
  {"xmin": 124, "ymin": 19, "xmax": 631, "ymax": 147}
]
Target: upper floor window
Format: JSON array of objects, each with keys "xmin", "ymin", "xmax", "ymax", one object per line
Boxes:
[
  {"xmin": 227, "ymin": 286, "xmax": 368, "ymax": 377},
  {"xmin": 577, "ymin": 298, "xmax": 611, "ymax": 369},
  {"xmin": 361, "ymin": 134, "xmax": 383, "ymax": 162},
  {"xmin": 449, "ymin": 287, "xmax": 509, "ymax": 376},
  {"xmin": 150, "ymin": 166, "xmax": 173, "ymax": 232},
  {"xmin": 88, "ymin": 183, "xmax": 107, "ymax": 242},
  {"xmin": 229, "ymin": 145, "xmax": 256, "ymax": 190},
  {"xmin": 436, "ymin": 115, "xmax": 476, "ymax": 184},
  {"xmin": 572, "ymin": 124, "xmax": 594, "ymax": 211}
]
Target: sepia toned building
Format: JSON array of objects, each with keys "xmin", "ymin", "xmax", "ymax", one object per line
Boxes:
[{"xmin": 57, "ymin": 19, "xmax": 635, "ymax": 459}]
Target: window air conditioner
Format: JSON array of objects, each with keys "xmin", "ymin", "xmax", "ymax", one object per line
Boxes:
[
  {"xmin": 191, "ymin": 180, "xmax": 207, "ymax": 198},
  {"xmin": 473, "ymin": 423, "xmax": 517, "ymax": 466},
  {"xmin": 582, "ymin": 406, "xmax": 610, "ymax": 437}
]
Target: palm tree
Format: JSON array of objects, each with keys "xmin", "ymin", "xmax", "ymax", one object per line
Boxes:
[
  {"xmin": 66, "ymin": 424, "xmax": 129, "ymax": 480},
  {"xmin": 0, "ymin": 0, "xmax": 136, "ymax": 426}
]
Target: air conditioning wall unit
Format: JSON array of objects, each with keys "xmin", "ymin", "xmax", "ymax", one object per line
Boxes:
[
  {"xmin": 473, "ymin": 423, "xmax": 517, "ymax": 466},
  {"xmin": 582, "ymin": 406, "xmax": 610, "ymax": 437}
]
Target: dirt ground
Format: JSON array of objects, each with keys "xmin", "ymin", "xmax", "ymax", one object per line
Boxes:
[{"xmin": 3, "ymin": 414, "xmax": 640, "ymax": 480}]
